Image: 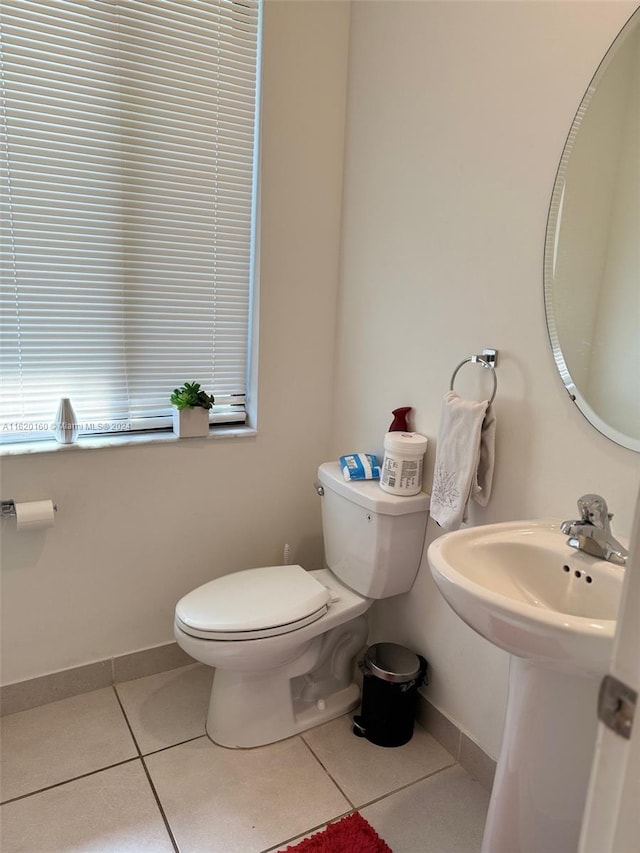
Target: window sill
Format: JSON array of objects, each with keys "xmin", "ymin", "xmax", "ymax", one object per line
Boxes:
[{"xmin": 0, "ymin": 425, "xmax": 257, "ymax": 457}]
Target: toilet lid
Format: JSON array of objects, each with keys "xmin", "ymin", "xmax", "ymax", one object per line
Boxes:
[{"xmin": 175, "ymin": 564, "xmax": 331, "ymax": 640}]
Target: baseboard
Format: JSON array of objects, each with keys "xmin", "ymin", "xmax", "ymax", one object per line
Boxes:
[
  {"xmin": 416, "ymin": 692, "xmax": 496, "ymax": 792},
  {"xmin": 0, "ymin": 642, "xmax": 194, "ymax": 716}
]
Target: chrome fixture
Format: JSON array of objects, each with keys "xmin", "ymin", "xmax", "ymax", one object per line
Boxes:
[
  {"xmin": 561, "ymin": 494, "xmax": 628, "ymax": 566},
  {"xmin": 1, "ymin": 500, "xmax": 17, "ymax": 519},
  {"xmin": 449, "ymin": 348, "xmax": 499, "ymax": 405}
]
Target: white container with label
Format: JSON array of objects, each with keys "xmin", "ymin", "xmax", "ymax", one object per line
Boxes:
[{"xmin": 380, "ymin": 432, "xmax": 428, "ymax": 496}]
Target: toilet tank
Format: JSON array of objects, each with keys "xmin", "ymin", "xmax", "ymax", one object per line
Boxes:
[{"xmin": 317, "ymin": 461, "xmax": 429, "ymax": 599}]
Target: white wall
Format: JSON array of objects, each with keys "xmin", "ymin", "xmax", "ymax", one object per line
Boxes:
[
  {"xmin": 332, "ymin": 0, "xmax": 640, "ymax": 758},
  {"xmin": 0, "ymin": 1, "xmax": 351, "ymax": 685}
]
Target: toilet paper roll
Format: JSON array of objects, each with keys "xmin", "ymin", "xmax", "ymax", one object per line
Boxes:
[{"xmin": 15, "ymin": 500, "xmax": 56, "ymax": 531}]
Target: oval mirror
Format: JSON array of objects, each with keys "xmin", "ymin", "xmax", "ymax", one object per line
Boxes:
[{"xmin": 544, "ymin": 8, "xmax": 640, "ymax": 452}]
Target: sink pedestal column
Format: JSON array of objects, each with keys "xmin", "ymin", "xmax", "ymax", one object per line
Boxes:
[{"xmin": 482, "ymin": 658, "xmax": 600, "ymax": 853}]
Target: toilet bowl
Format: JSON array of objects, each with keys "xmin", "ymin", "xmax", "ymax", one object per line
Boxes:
[
  {"xmin": 174, "ymin": 461, "xmax": 429, "ymax": 748},
  {"xmin": 175, "ymin": 567, "xmax": 370, "ymax": 747}
]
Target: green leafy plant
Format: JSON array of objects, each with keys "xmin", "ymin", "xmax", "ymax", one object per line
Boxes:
[{"xmin": 170, "ymin": 382, "xmax": 214, "ymax": 411}]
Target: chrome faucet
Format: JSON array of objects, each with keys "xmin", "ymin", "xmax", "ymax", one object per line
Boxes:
[{"xmin": 560, "ymin": 494, "xmax": 628, "ymax": 566}]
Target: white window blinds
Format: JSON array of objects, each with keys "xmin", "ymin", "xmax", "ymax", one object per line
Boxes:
[{"xmin": 1, "ymin": 0, "xmax": 261, "ymax": 443}]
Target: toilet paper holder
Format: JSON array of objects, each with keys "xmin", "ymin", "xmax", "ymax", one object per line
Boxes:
[
  {"xmin": 1, "ymin": 499, "xmax": 58, "ymax": 518},
  {"xmin": 1, "ymin": 500, "xmax": 17, "ymax": 518}
]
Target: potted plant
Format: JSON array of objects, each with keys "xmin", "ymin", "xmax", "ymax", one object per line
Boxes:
[{"xmin": 170, "ymin": 382, "xmax": 214, "ymax": 438}]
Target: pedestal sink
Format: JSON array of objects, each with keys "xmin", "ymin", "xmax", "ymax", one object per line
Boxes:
[{"xmin": 427, "ymin": 519, "xmax": 624, "ymax": 853}]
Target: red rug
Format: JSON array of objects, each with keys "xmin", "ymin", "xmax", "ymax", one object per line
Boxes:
[{"xmin": 281, "ymin": 812, "xmax": 393, "ymax": 852}]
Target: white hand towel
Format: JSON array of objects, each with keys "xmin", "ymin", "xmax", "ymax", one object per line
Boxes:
[{"xmin": 430, "ymin": 391, "xmax": 496, "ymax": 531}]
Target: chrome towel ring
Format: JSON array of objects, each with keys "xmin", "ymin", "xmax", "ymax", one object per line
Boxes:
[{"xmin": 449, "ymin": 348, "xmax": 498, "ymax": 405}]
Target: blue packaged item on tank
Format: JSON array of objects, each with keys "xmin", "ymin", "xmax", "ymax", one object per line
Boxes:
[{"xmin": 339, "ymin": 453, "xmax": 381, "ymax": 481}]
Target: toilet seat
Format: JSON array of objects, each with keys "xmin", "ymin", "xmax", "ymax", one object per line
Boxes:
[{"xmin": 175, "ymin": 564, "xmax": 331, "ymax": 641}]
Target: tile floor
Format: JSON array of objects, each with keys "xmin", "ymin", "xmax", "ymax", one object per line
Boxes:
[{"xmin": 0, "ymin": 664, "xmax": 490, "ymax": 852}]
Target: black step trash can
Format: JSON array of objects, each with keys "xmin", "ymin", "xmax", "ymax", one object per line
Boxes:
[{"xmin": 352, "ymin": 642, "xmax": 428, "ymax": 747}]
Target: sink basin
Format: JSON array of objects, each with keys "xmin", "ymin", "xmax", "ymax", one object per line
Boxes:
[
  {"xmin": 427, "ymin": 518, "xmax": 626, "ymax": 853},
  {"xmin": 428, "ymin": 518, "xmax": 623, "ymax": 677}
]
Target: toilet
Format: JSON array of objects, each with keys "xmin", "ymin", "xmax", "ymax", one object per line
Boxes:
[{"xmin": 174, "ymin": 461, "xmax": 429, "ymax": 748}]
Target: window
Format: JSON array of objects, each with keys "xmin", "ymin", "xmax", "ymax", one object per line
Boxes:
[{"xmin": 1, "ymin": 0, "xmax": 261, "ymax": 444}]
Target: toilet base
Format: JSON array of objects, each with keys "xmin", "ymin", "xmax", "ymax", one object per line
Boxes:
[
  {"xmin": 206, "ymin": 616, "xmax": 369, "ymax": 748},
  {"xmin": 207, "ymin": 674, "xmax": 360, "ymax": 748}
]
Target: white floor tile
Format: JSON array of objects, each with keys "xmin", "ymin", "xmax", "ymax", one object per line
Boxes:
[
  {"xmin": 116, "ymin": 663, "xmax": 213, "ymax": 754},
  {"xmin": 1, "ymin": 670, "xmax": 492, "ymax": 853},
  {"xmin": 268, "ymin": 816, "xmax": 348, "ymax": 853},
  {"xmin": 0, "ymin": 687, "xmax": 137, "ymax": 802},
  {"xmin": 145, "ymin": 735, "xmax": 350, "ymax": 853},
  {"xmin": 0, "ymin": 760, "xmax": 174, "ymax": 853},
  {"xmin": 361, "ymin": 764, "xmax": 490, "ymax": 853},
  {"xmin": 302, "ymin": 714, "xmax": 455, "ymax": 806}
]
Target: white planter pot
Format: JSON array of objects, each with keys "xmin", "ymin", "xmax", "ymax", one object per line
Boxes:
[{"xmin": 172, "ymin": 406, "xmax": 210, "ymax": 438}]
